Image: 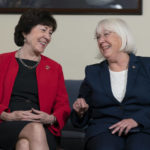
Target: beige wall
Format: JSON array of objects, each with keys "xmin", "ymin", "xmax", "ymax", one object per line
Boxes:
[{"xmin": 0, "ymin": 1, "xmax": 149, "ymax": 79}]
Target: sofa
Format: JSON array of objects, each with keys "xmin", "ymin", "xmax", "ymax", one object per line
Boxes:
[
  {"xmin": 60, "ymin": 80, "xmax": 85, "ymax": 150},
  {"xmin": 0, "ymin": 80, "xmax": 85, "ymax": 150}
]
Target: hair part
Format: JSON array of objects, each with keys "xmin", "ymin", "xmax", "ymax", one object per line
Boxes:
[
  {"xmin": 95, "ymin": 18, "xmax": 136, "ymax": 55},
  {"xmin": 14, "ymin": 8, "xmax": 57, "ymax": 46}
]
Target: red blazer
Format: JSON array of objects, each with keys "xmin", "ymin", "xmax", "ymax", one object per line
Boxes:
[{"xmin": 0, "ymin": 51, "xmax": 71, "ymax": 136}]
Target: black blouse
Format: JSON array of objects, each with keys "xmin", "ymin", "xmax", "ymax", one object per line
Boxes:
[{"xmin": 9, "ymin": 58, "xmax": 40, "ymax": 111}]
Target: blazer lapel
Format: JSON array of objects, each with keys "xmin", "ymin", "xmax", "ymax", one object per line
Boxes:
[
  {"xmin": 100, "ymin": 54, "xmax": 139, "ymax": 104},
  {"xmin": 100, "ymin": 61, "xmax": 120, "ymax": 104},
  {"xmin": 36, "ymin": 56, "xmax": 56, "ymax": 112},
  {"xmin": 123, "ymin": 53, "xmax": 139, "ymax": 101}
]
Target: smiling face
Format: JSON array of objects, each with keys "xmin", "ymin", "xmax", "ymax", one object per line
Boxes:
[
  {"xmin": 23, "ymin": 24, "xmax": 53, "ymax": 55},
  {"xmin": 96, "ymin": 28, "xmax": 122, "ymax": 60}
]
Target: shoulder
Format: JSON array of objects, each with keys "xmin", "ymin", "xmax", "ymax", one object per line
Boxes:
[
  {"xmin": 0, "ymin": 51, "xmax": 15, "ymax": 63},
  {"xmin": 132, "ymin": 55, "xmax": 150, "ymax": 76},
  {"xmin": 136, "ymin": 56, "xmax": 150, "ymax": 68},
  {"xmin": 85, "ymin": 60, "xmax": 106, "ymax": 71},
  {"xmin": 0, "ymin": 51, "xmax": 15, "ymax": 58},
  {"xmin": 137, "ymin": 56, "xmax": 150, "ymax": 63}
]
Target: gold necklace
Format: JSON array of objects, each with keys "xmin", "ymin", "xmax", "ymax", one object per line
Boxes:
[{"xmin": 18, "ymin": 49, "xmax": 41, "ymax": 69}]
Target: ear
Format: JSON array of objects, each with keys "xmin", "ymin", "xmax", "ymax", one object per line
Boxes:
[{"xmin": 22, "ymin": 32, "xmax": 27, "ymax": 39}]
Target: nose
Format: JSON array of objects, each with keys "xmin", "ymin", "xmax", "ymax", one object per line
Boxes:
[
  {"xmin": 44, "ymin": 32, "xmax": 51, "ymax": 42},
  {"xmin": 97, "ymin": 36, "xmax": 105, "ymax": 43}
]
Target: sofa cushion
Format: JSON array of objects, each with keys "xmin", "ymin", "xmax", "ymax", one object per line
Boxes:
[{"xmin": 65, "ymin": 80, "xmax": 82, "ymax": 108}]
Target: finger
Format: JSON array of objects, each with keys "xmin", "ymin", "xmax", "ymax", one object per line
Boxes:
[
  {"xmin": 124, "ymin": 126, "xmax": 131, "ymax": 135},
  {"xmin": 30, "ymin": 114, "xmax": 41, "ymax": 120},
  {"xmin": 75, "ymin": 102, "xmax": 81, "ymax": 108},
  {"xmin": 84, "ymin": 103, "xmax": 89, "ymax": 111},
  {"xmin": 111, "ymin": 126, "xmax": 121, "ymax": 134},
  {"xmin": 21, "ymin": 114, "xmax": 39, "ymax": 120},
  {"xmin": 118, "ymin": 126, "xmax": 126, "ymax": 136},
  {"xmin": 22, "ymin": 112, "xmax": 37, "ymax": 118},
  {"xmin": 109, "ymin": 122, "xmax": 121, "ymax": 129},
  {"xmin": 26, "ymin": 112, "xmax": 41, "ymax": 119},
  {"xmin": 112, "ymin": 120, "xmax": 124, "ymax": 127},
  {"xmin": 22, "ymin": 111, "xmax": 33, "ymax": 116},
  {"xmin": 32, "ymin": 108, "xmax": 40, "ymax": 112},
  {"xmin": 32, "ymin": 108, "xmax": 41, "ymax": 114},
  {"xmin": 74, "ymin": 98, "xmax": 85, "ymax": 109},
  {"xmin": 77, "ymin": 98, "xmax": 85, "ymax": 102},
  {"xmin": 80, "ymin": 103, "xmax": 89, "ymax": 112},
  {"xmin": 73, "ymin": 103, "xmax": 80, "ymax": 111},
  {"xmin": 76, "ymin": 98, "xmax": 86, "ymax": 107},
  {"xmin": 25, "ymin": 110, "xmax": 32, "ymax": 112},
  {"xmin": 80, "ymin": 99, "xmax": 87, "ymax": 107}
]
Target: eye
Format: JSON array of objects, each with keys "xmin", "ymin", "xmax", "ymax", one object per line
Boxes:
[
  {"xmin": 49, "ymin": 31, "xmax": 53, "ymax": 36},
  {"xmin": 40, "ymin": 27, "xmax": 46, "ymax": 32},
  {"xmin": 96, "ymin": 36, "xmax": 100, "ymax": 40},
  {"xmin": 95, "ymin": 34, "xmax": 101, "ymax": 40},
  {"xmin": 104, "ymin": 31, "xmax": 112, "ymax": 37},
  {"xmin": 104, "ymin": 32, "xmax": 110, "ymax": 37}
]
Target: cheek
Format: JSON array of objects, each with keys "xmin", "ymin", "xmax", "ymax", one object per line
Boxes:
[
  {"xmin": 116, "ymin": 41, "xmax": 122, "ymax": 50},
  {"xmin": 111, "ymin": 38, "xmax": 122, "ymax": 49},
  {"xmin": 115, "ymin": 37, "xmax": 122, "ymax": 48},
  {"xmin": 119, "ymin": 40, "xmax": 122, "ymax": 49},
  {"xmin": 97, "ymin": 41, "xmax": 102, "ymax": 48},
  {"xmin": 97, "ymin": 43, "xmax": 102, "ymax": 52}
]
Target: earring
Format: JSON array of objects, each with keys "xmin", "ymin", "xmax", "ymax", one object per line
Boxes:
[{"xmin": 24, "ymin": 38, "xmax": 26, "ymax": 43}]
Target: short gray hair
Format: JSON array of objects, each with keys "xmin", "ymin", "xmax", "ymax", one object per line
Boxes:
[{"xmin": 95, "ymin": 18, "xmax": 136, "ymax": 54}]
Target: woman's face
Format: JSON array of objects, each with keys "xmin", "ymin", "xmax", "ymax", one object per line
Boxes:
[
  {"xmin": 23, "ymin": 24, "xmax": 53, "ymax": 54},
  {"xmin": 96, "ymin": 28, "xmax": 122, "ymax": 59}
]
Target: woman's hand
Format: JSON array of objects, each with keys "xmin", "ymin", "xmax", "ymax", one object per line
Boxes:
[
  {"xmin": 0, "ymin": 110, "xmax": 37, "ymax": 121},
  {"xmin": 109, "ymin": 118, "xmax": 138, "ymax": 136},
  {"xmin": 31, "ymin": 108, "xmax": 56, "ymax": 125},
  {"xmin": 0, "ymin": 110, "xmax": 56, "ymax": 125},
  {"xmin": 73, "ymin": 98, "xmax": 89, "ymax": 117}
]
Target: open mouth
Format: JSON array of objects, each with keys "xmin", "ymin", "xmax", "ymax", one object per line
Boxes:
[
  {"xmin": 101, "ymin": 45, "xmax": 111, "ymax": 51},
  {"xmin": 40, "ymin": 41, "xmax": 47, "ymax": 46}
]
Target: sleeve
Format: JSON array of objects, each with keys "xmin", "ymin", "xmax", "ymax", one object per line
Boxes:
[
  {"xmin": 130, "ymin": 107, "xmax": 150, "ymax": 129},
  {"xmin": 71, "ymin": 66, "xmax": 92, "ymax": 128},
  {"xmin": 0, "ymin": 105, "xmax": 10, "ymax": 115},
  {"xmin": 129, "ymin": 58, "xmax": 150, "ymax": 129},
  {"xmin": 71, "ymin": 107, "xmax": 92, "ymax": 128},
  {"xmin": 0, "ymin": 54, "xmax": 10, "ymax": 116},
  {"xmin": 50, "ymin": 65, "xmax": 71, "ymax": 133}
]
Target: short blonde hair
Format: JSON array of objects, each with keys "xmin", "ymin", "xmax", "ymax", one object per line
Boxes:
[{"xmin": 95, "ymin": 18, "xmax": 136, "ymax": 54}]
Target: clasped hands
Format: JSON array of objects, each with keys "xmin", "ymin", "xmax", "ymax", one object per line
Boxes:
[
  {"xmin": 73, "ymin": 98, "xmax": 138, "ymax": 136},
  {"xmin": 1, "ymin": 108, "xmax": 56, "ymax": 125}
]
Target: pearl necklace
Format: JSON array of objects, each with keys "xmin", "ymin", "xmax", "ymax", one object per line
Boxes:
[{"xmin": 18, "ymin": 49, "xmax": 41, "ymax": 69}]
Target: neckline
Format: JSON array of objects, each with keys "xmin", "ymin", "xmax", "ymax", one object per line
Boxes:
[
  {"xmin": 16, "ymin": 57, "xmax": 38, "ymax": 63},
  {"xmin": 109, "ymin": 68, "xmax": 128, "ymax": 73}
]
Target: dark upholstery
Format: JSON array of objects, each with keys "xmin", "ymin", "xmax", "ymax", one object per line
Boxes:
[
  {"xmin": 60, "ymin": 80, "xmax": 85, "ymax": 150},
  {"xmin": 0, "ymin": 80, "xmax": 85, "ymax": 150}
]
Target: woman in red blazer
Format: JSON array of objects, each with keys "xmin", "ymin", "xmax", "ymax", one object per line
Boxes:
[{"xmin": 0, "ymin": 9, "xmax": 70, "ymax": 150}]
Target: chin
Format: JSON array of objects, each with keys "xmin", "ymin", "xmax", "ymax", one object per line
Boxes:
[
  {"xmin": 38, "ymin": 48, "xmax": 45, "ymax": 54},
  {"xmin": 103, "ymin": 53, "xmax": 111, "ymax": 58}
]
